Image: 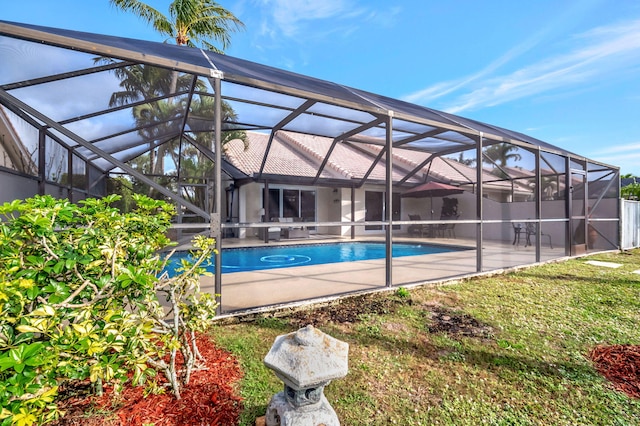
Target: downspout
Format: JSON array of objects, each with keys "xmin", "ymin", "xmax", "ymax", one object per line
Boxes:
[
  {"xmin": 565, "ymin": 156, "xmax": 572, "ymax": 256},
  {"xmin": 67, "ymin": 147, "xmax": 73, "ymax": 202}
]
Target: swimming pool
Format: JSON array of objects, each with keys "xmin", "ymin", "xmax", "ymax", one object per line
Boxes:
[{"xmin": 165, "ymin": 241, "xmax": 461, "ymax": 275}]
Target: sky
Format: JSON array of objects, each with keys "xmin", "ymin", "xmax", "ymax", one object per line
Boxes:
[{"xmin": 3, "ymin": 0, "xmax": 640, "ymax": 175}]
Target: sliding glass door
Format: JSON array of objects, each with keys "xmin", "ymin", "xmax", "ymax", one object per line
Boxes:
[{"xmin": 365, "ymin": 191, "xmax": 401, "ymax": 230}]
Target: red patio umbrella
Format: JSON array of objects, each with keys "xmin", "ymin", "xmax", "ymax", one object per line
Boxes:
[{"xmin": 401, "ymin": 181, "xmax": 464, "ymax": 218}]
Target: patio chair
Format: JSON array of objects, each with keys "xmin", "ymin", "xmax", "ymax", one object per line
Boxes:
[
  {"xmin": 277, "ymin": 217, "xmax": 309, "ymax": 239},
  {"xmin": 407, "ymin": 214, "xmax": 434, "ymax": 237},
  {"xmin": 408, "ymin": 214, "xmax": 422, "ymax": 236},
  {"xmin": 524, "ymin": 222, "xmax": 553, "ymax": 249},
  {"xmin": 259, "ymin": 225, "xmax": 281, "ymax": 241},
  {"xmin": 512, "ymin": 223, "xmax": 524, "ymax": 245},
  {"xmin": 437, "ymin": 214, "xmax": 459, "ymax": 238}
]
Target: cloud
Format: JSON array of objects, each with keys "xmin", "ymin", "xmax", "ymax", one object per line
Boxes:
[
  {"xmin": 590, "ymin": 141, "xmax": 640, "ymax": 156},
  {"xmin": 247, "ymin": 0, "xmax": 400, "ymax": 69},
  {"xmin": 426, "ymin": 19, "xmax": 640, "ymax": 114},
  {"xmin": 403, "ymin": 23, "xmax": 551, "ymax": 105},
  {"xmin": 254, "ymin": 0, "xmax": 397, "ymax": 39},
  {"xmin": 255, "ymin": 0, "xmax": 356, "ymax": 38},
  {"xmin": 585, "ymin": 140, "xmax": 640, "ymax": 173}
]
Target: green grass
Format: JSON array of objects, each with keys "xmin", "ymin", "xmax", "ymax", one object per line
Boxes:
[{"xmin": 211, "ymin": 250, "xmax": 640, "ymax": 425}]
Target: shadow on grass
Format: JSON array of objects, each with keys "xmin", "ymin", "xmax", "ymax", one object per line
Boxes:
[
  {"xmin": 251, "ymin": 298, "xmax": 596, "ymax": 383},
  {"xmin": 515, "ymin": 270, "xmax": 640, "ymax": 287},
  {"xmin": 359, "ymin": 326, "xmax": 597, "ymax": 385}
]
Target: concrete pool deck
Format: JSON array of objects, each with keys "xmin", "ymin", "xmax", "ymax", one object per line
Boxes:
[{"xmin": 195, "ymin": 235, "xmax": 566, "ymax": 314}]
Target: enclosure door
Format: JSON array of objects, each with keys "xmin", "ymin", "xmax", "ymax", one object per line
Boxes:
[{"xmin": 570, "ymin": 170, "xmax": 587, "ymax": 255}]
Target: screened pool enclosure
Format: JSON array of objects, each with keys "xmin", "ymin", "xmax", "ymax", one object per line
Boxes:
[{"xmin": 0, "ymin": 20, "xmax": 620, "ymax": 314}]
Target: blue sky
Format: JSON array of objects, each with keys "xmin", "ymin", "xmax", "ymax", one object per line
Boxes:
[{"xmin": 3, "ymin": 0, "xmax": 640, "ymax": 175}]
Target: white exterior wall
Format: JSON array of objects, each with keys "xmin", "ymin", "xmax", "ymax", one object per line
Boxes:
[
  {"xmin": 317, "ymin": 187, "xmax": 338, "ymax": 234},
  {"xmin": 238, "ymin": 183, "xmax": 263, "ymax": 239},
  {"xmin": 232, "ymin": 181, "xmax": 620, "ymax": 250}
]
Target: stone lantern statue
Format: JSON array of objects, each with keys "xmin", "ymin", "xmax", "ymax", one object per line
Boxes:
[{"xmin": 263, "ymin": 325, "xmax": 349, "ymax": 426}]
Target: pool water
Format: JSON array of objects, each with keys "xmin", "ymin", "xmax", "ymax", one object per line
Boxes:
[{"xmin": 165, "ymin": 241, "xmax": 460, "ymax": 275}]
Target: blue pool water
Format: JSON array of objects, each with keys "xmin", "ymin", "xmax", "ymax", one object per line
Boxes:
[{"xmin": 165, "ymin": 242, "xmax": 460, "ymax": 275}]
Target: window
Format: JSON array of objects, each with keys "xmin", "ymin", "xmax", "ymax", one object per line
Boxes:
[{"xmin": 266, "ymin": 188, "xmax": 316, "ymax": 225}]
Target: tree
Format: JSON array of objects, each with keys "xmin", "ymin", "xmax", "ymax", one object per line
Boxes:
[
  {"xmin": 622, "ymin": 182, "xmax": 640, "ymax": 200},
  {"xmin": 109, "ymin": 0, "xmax": 244, "ymax": 174},
  {"xmin": 456, "ymin": 151, "xmax": 476, "ymax": 166},
  {"xmin": 483, "ymin": 143, "xmax": 522, "ymax": 168},
  {"xmin": 105, "ymin": 1, "xmax": 246, "ymax": 214},
  {"xmin": 171, "ymin": 95, "xmax": 247, "ymax": 211},
  {"xmin": 109, "ymin": 0, "xmax": 244, "ymax": 52}
]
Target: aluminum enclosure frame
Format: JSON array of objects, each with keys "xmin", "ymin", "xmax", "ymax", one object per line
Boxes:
[{"xmin": 0, "ymin": 20, "xmax": 621, "ymax": 313}]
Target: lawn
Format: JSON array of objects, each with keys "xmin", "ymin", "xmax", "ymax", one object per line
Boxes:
[{"xmin": 212, "ymin": 249, "xmax": 640, "ymax": 425}]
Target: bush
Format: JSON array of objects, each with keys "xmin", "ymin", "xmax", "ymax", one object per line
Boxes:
[
  {"xmin": 621, "ymin": 182, "xmax": 640, "ymax": 200},
  {"xmin": 0, "ymin": 194, "xmax": 217, "ymax": 425}
]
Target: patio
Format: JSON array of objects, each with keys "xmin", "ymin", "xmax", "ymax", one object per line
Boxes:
[{"xmin": 201, "ymin": 235, "xmax": 561, "ymax": 313}]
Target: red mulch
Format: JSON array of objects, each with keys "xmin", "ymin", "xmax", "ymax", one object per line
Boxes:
[
  {"xmin": 589, "ymin": 344, "xmax": 640, "ymax": 399},
  {"xmin": 53, "ymin": 335, "xmax": 243, "ymax": 426}
]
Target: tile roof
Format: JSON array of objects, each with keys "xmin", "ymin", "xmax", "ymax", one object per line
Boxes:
[
  {"xmin": 223, "ymin": 130, "xmax": 533, "ymax": 196},
  {"xmin": 225, "ymin": 131, "xmax": 423, "ymax": 184},
  {"xmin": 224, "ymin": 132, "xmax": 340, "ymax": 179}
]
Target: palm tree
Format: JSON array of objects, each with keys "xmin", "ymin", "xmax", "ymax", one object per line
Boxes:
[
  {"xmin": 456, "ymin": 151, "xmax": 476, "ymax": 166},
  {"xmin": 483, "ymin": 143, "xmax": 522, "ymax": 168},
  {"xmin": 103, "ymin": 0, "xmax": 247, "ymax": 216},
  {"xmin": 103, "ymin": 63, "xmax": 197, "ymax": 107},
  {"xmin": 109, "ymin": 0, "xmax": 244, "ymax": 52},
  {"xmin": 171, "ymin": 94, "xmax": 247, "ymax": 211},
  {"xmin": 109, "ymin": 0, "xmax": 244, "ymax": 174}
]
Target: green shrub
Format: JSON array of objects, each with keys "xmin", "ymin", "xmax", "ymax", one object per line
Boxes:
[
  {"xmin": 621, "ymin": 181, "xmax": 640, "ymax": 200},
  {"xmin": 0, "ymin": 194, "xmax": 217, "ymax": 425},
  {"xmin": 395, "ymin": 287, "xmax": 410, "ymax": 299}
]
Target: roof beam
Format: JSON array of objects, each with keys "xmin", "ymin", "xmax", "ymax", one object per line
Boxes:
[
  {"xmin": 58, "ymin": 90, "xmax": 191, "ymax": 126},
  {"xmin": 257, "ymin": 99, "xmax": 316, "ymax": 179},
  {"xmin": 394, "ymin": 128, "xmax": 448, "ymax": 147},
  {"xmin": 357, "ymin": 146, "xmax": 387, "ymax": 188},
  {"xmin": 84, "ymin": 134, "xmax": 175, "ymax": 164},
  {"xmin": 0, "ymin": 61, "xmax": 134, "ymax": 91},
  {"xmin": 398, "ymin": 142, "xmax": 479, "ymax": 185},
  {"xmin": 175, "ymin": 76, "xmax": 200, "ymax": 185},
  {"xmin": 312, "ymin": 116, "xmax": 386, "ymax": 184}
]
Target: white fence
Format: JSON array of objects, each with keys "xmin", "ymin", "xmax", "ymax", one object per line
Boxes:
[{"xmin": 621, "ymin": 199, "xmax": 640, "ymax": 249}]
